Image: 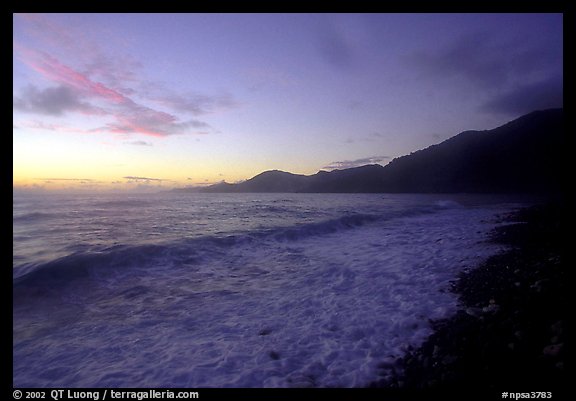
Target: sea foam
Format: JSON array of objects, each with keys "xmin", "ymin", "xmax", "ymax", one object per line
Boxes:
[{"xmin": 14, "ymin": 194, "xmax": 517, "ymax": 387}]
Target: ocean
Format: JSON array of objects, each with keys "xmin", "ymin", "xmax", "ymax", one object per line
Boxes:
[{"xmin": 13, "ymin": 192, "xmax": 529, "ymax": 387}]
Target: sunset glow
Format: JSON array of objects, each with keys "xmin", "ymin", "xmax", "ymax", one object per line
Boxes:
[{"xmin": 13, "ymin": 13, "xmax": 563, "ymax": 192}]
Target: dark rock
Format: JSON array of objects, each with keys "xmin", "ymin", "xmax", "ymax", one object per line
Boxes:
[
  {"xmin": 550, "ymin": 320, "xmax": 563, "ymax": 336},
  {"xmin": 268, "ymin": 351, "xmax": 280, "ymax": 360},
  {"xmin": 465, "ymin": 307, "xmax": 482, "ymax": 317},
  {"xmin": 370, "ymin": 202, "xmax": 565, "ymax": 391}
]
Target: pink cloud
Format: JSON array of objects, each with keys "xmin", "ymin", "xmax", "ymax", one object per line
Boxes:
[
  {"xmin": 16, "ymin": 14, "xmax": 143, "ymax": 96},
  {"xmin": 15, "ymin": 45, "xmax": 209, "ymax": 137},
  {"xmin": 14, "ymin": 14, "xmax": 230, "ymax": 138},
  {"xmin": 17, "ymin": 14, "xmax": 101, "ymax": 61},
  {"xmin": 18, "ymin": 46, "xmax": 128, "ymax": 104}
]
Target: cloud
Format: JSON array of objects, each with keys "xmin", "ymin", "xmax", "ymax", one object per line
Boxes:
[
  {"xmin": 20, "ymin": 120, "xmax": 65, "ymax": 131},
  {"xmin": 123, "ymin": 176, "xmax": 164, "ymax": 182},
  {"xmin": 125, "ymin": 140, "xmax": 153, "ymax": 146},
  {"xmin": 17, "ymin": 119, "xmax": 108, "ymax": 134},
  {"xmin": 14, "ymin": 15, "xmax": 236, "ymax": 138},
  {"xmin": 16, "ymin": 45, "xmax": 128, "ymax": 103},
  {"xmin": 17, "ymin": 14, "xmax": 100, "ymax": 64},
  {"xmin": 481, "ymin": 76, "xmax": 563, "ymax": 115},
  {"xmin": 407, "ymin": 30, "xmax": 562, "ymax": 116},
  {"xmin": 16, "ymin": 14, "xmax": 140, "ymax": 93},
  {"xmin": 345, "ymin": 131, "xmax": 385, "ymax": 144},
  {"xmin": 156, "ymin": 92, "xmax": 238, "ymax": 116},
  {"xmin": 82, "ymin": 56, "xmax": 143, "ymax": 96},
  {"xmin": 14, "ymin": 46, "xmax": 215, "ymax": 137},
  {"xmin": 36, "ymin": 177, "xmax": 95, "ymax": 181},
  {"xmin": 409, "ymin": 32, "xmax": 509, "ymax": 88},
  {"xmin": 408, "ymin": 31, "xmax": 562, "ymax": 90},
  {"xmin": 15, "ymin": 46, "xmax": 220, "ymax": 137},
  {"xmin": 322, "ymin": 156, "xmax": 390, "ymax": 170},
  {"xmin": 96, "ymin": 117, "xmax": 210, "ymax": 137},
  {"xmin": 314, "ymin": 16, "xmax": 363, "ymax": 71},
  {"xmin": 318, "ymin": 30, "xmax": 354, "ymax": 70},
  {"xmin": 13, "ymin": 85, "xmax": 103, "ymax": 116},
  {"xmin": 35, "ymin": 177, "xmax": 104, "ymax": 186}
]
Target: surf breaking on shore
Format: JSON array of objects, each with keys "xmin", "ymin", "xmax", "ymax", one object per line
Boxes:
[
  {"xmin": 13, "ymin": 194, "xmax": 521, "ymax": 387},
  {"xmin": 372, "ymin": 202, "xmax": 565, "ymax": 394}
]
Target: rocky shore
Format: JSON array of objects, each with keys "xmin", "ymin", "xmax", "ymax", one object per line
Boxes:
[{"xmin": 370, "ymin": 202, "xmax": 565, "ymax": 397}]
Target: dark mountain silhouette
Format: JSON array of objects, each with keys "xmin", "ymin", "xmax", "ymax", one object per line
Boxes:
[
  {"xmin": 377, "ymin": 108, "xmax": 563, "ymax": 193},
  {"xmin": 174, "ymin": 108, "xmax": 562, "ymax": 194},
  {"xmin": 234, "ymin": 170, "xmax": 308, "ymax": 192},
  {"xmin": 183, "ymin": 164, "xmax": 389, "ymax": 193}
]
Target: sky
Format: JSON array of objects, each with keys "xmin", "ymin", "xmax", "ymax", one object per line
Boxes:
[{"xmin": 13, "ymin": 13, "xmax": 563, "ymax": 192}]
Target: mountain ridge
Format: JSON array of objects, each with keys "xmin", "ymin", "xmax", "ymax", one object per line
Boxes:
[{"xmin": 174, "ymin": 108, "xmax": 563, "ymax": 194}]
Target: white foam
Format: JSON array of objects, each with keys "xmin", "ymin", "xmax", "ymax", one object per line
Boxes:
[{"xmin": 13, "ymin": 206, "xmax": 510, "ymax": 388}]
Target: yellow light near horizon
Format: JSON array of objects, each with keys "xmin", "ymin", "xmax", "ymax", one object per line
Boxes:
[{"xmin": 13, "ymin": 130, "xmax": 265, "ymax": 191}]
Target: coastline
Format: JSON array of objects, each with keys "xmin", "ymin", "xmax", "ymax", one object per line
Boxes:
[{"xmin": 370, "ymin": 201, "xmax": 565, "ymax": 395}]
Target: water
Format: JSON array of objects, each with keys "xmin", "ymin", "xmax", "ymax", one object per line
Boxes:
[{"xmin": 13, "ymin": 192, "xmax": 528, "ymax": 387}]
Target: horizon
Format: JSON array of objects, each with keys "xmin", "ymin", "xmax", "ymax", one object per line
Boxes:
[{"xmin": 13, "ymin": 13, "xmax": 563, "ymax": 193}]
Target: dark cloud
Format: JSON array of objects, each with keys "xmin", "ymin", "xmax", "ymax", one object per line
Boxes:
[
  {"xmin": 115, "ymin": 102, "xmax": 212, "ymax": 135},
  {"xmin": 408, "ymin": 31, "xmax": 562, "ymax": 116},
  {"xmin": 319, "ymin": 32, "xmax": 353, "ymax": 69},
  {"xmin": 36, "ymin": 178, "xmax": 104, "ymax": 186},
  {"xmin": 13, "ymin": 85, "xmax": 101, "ymax": 116},
  {"xmin": 316, "ymin": 19, "xmax": 357, "ymax": 71},
  {"xmin": 408, "ymin": 31, "xmax": 562, "ymax": 90},
  {"xmin": 323, "ymin": 156, "xmax": 390, "ymax": 170},
  {"xmin": 96, "ymin": 117, "xmax": 211, "ymax": 137},
  {"xmin": 123, "ymin": 176, "xmax": 164, "ymax": 182},
  {"xmin": 345, "ymin": 132, "xmax": 385, "ymax": 144},
  {"xmin": 185, "ymin": 120, "xmax": 211, "ymax": 129},
  {"xmin": 158, "ymin": 92, "xmax": 238, "ymax": 116},
  {"xmin": 481, "ymin": 76, "xmax": 563, "ymax": 115},
  {"xmin": 409, "ymin": 32, "xmax": 508, "ymax": 88}
]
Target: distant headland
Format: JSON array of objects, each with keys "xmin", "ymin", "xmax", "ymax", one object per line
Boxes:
[{"xmin": 174, "ymin": 108, "xmax": 563, "ymax": 194}]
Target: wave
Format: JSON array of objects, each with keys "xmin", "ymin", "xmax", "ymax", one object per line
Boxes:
[
  {"xmin": 246, "ymin": 204, "xmax": 295, "ymax": 214},
  {"xmin": 268, "ymin": 213, "xmax": 380, "ymax": 241},
  {"xmin": 13, "ymin": 243, "xmax": 171, "ymax": 289},
  {"xmin": 13, "ymin": 201, "xmax": 462, "ymax": 292},
  {"xmin": 434, "ymin": 200, "xmax": 463, "ymax": 209},
  {"xmin": 92, "ymin": 199, "xmax": 155, "ymax": 208},
  {"xmin": 13, "ymin": 211, "xmax": 388, "ymax": 290},
  {"xmin": 13, "ymin": 212, "xmax": 60, "ymax": 223}
]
